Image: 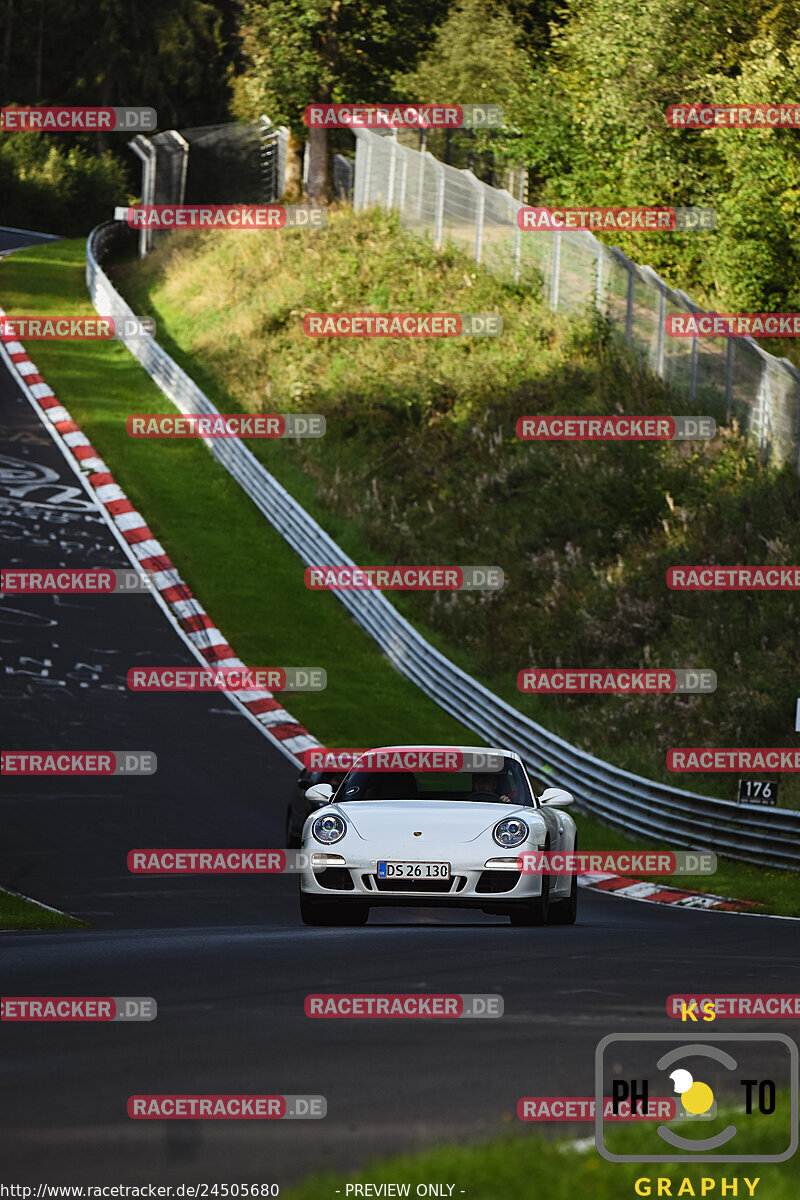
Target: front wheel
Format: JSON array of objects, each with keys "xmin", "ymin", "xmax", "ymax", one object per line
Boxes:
[
  {"xmin": 509, "ymin": 874, "xmax": 549, "ymax": 926},
  {"xmin": 285, "ymin": 809, "xmax": 301, "ymax": 849},
  {"xmin": 299, "ymin": 891, "xmax": 369, "ymax": 926},
  {"xmin": 548, "ymin": 872, "xmax": 578, "ymax": 925}
]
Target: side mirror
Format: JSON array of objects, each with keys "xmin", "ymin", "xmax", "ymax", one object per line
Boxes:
[
  {"xmin": 305, "ymin": 782, "xmax": 334, "ymax": 806},
  {"xmin": 539, "ymin": 787, "xmax": 574, "ymax": 808}
]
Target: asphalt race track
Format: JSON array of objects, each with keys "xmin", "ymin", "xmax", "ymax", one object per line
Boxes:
[
  {"xmin": 0, "ymin": 227, "xmax": 60, "ymax": 257},
  {"xmin": 1, "ymin": 333, "xmax": 800, "ymax": 1185}
]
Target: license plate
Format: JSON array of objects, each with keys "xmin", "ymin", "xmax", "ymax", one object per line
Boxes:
[{"xmin": 377, "ymin": 861, "xmax": 450, "ymax": 880}]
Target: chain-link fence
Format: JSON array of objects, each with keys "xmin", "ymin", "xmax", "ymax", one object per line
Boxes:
[{"xmin": 353, "ymin": 127, "xmax": 800, "ymax": 470}]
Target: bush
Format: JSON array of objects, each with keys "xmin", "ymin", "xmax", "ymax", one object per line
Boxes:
[{"xmin": 0, "ymin": 128, "xmax": 129, "ymax": 236}]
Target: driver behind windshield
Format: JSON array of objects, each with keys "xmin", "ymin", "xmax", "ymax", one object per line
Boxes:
[{"xmin": 472, "ymin": 772, "xmax": 513, "ymax": 802}]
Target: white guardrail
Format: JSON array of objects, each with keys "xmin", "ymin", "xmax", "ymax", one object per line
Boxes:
[{"xmin": 87, "ymin": 221, "xmax": 800, "ymax": 871}]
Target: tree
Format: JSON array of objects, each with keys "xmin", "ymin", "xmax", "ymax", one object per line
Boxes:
[
  {"xmin": 232, "ymin": 0, "xmax": 451, "ymax": 203},
  {"xmin": 393, "ymin": 0, "xmax": 532, "ymax": 176},
  {"xmin": 504, "ymin": 0, "xmax": 800, "ymax": 311}
]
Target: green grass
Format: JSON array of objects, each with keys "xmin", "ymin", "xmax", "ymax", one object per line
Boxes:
[
  {"xmin": 0, "ymin": 235, "xmax": 798, "ymax": 916},
  {"xmin": 0, "ymin": 887, "xmax": 87, "ymax": 930},
  {"xmin": 283, "ymin": 1098, "xmax": 799, "ymax": 1200}
]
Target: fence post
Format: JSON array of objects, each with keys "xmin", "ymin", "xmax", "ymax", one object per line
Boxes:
[
  {"xmin": 434, "ymin": 160, "xmax": 446, "ymax": 249},
  {"xmin": 725, "ymin": 336, "xmax": 734, "ymax": 421},
  {"xmin": 550, "ymin": 232, "xmax": 561, "ymax": 311},
  {"xmin": 277, "ymin": 127, "xmax": 288, "ymax": 199},
  {"xmin": 656, "ymin": 285, "xmax": 666, "ymax": 378},
  {"xmin": 128, "ymin": 135, "xmax": 156, "ymax": 259},
  {"xmin": 625, "ymin": 263, "xmax": 634, "ymax": 342},
  {"xmin": 513, "ymin": 211, "xmax": 521, "ymax": 283},
  {"xmin": 595, "ymin": 249, "xmax": 605, "ymax": 315},
  {"xmin": 167, "ymin": 129, "xmax": 189, "ymax": 204},
  {"xmin": 416, "ymin": 149, "xmax": 426, "ymax": 219},
  {"xmin": 397, "ymin": 145, "xmax": 408, "ymax": 215},
  {"xmin": 387, "ymin": 129, "xmax": 398, "ymax": 210},
  {"xmin": 463, "ymin": 170, "xmax": 485, "ymax": 264},
  {"xmin": 365, "ymin": 137, "xmax": 374, "ymax": 209},
  {"xmin": 689, "ymin": 333, "xmax": 698, "ymax": 401}
]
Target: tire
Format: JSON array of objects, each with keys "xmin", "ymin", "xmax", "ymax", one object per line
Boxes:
[
  {"xmin": 509, "ymin": 873, "xmax": 550, "ymax": 926},
  {"xmin": 285, "ymin": 809, "xmax": 301, "ymax": 849},
  {"xmin": 548, "ymin": 872, "xmax": 578, "ymax": 925},
  {"xmin": 299, "ymin": 891, "xmax": 369, "ymax": 926}
]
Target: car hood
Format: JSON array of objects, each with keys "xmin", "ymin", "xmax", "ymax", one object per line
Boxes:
[{"xmin": 331, "ymin": 799, "xmax": 543, "ymax": 843}]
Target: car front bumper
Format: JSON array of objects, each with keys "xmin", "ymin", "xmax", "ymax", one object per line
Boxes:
[{"xmin": 299, "ymin": 840, "xmax": 559, "ymax": 908}]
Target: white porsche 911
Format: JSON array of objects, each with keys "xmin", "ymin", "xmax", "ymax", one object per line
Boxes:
[{"xmin": 298, "ymin": 745, "xmax": 578, "ymax": 927}]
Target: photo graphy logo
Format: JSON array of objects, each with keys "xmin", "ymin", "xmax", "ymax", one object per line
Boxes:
[{"xmin": 595, "ymin": 1033, "xmax": 798, "ymax": 1162}]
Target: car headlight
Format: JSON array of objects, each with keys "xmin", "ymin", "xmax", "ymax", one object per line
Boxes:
[
  {"xmin": 312, "ymin": 813, "xmax": 347, "ymax": 844},
  {"xmin": 493, "ymin": 817, "xmax": 529, "ymax": 848}
]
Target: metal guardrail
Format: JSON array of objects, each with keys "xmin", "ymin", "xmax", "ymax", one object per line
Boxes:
[{"xmin": 86, "ymin": 221, "xmax": 800, "ymax": 872}]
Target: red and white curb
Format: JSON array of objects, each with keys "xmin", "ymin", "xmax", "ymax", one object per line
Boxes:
[
  {"xmin": 579, "ymin": 872, "xmax": 762, "ymax": 912},
  {"xmin": 0, "ymin": 304, "xmax": 320, "ymax": 764}
]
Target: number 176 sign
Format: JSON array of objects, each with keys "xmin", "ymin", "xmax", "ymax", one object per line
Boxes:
[{"xmin": 738, "ymin": 779, "xmax": 778, "ymax": 805}]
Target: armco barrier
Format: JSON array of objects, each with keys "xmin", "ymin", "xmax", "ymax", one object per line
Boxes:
[{"xmin": 86, "ymin": 221, "xmax": 800, "ymax": 871}]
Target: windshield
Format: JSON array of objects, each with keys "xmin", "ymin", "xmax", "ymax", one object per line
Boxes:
[{"xmin": 335, "ymin": 757, "xmax": 533, "ymax": 805}]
